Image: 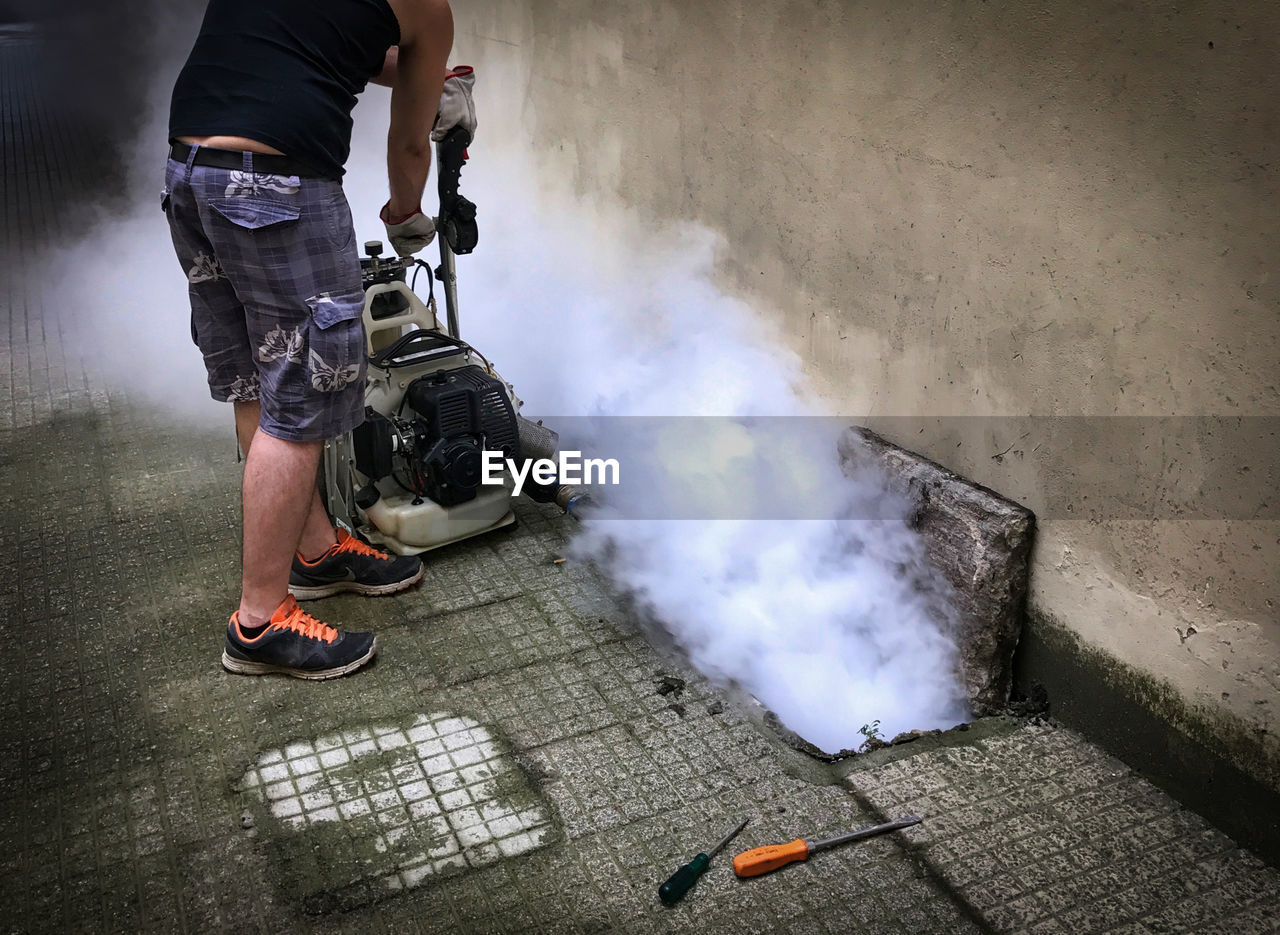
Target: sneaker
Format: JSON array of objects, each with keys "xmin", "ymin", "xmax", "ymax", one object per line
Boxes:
[
  {"xmin": 289, "ymin": 528, "xmax": 424, "ymax": 600},
  {"xmin": 222, "ymin": 596, "xmax": 377, "ymax": 680}
]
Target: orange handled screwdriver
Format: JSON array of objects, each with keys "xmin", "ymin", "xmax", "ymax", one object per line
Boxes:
[{"xmin": 732, "ymin": 815, "xmax": 923, "ymax": 877}]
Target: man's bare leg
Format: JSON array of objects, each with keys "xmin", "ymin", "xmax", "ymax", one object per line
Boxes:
[
  {"xmin": 234, "ymin": 401, "xmax": 338, "ymax": 574},
  {"xmin": 296, "ymin": 492, "xmax": 341, "ymax": 561},
  {"xmin": 233, "ymin": 401, "xmax": 337, "ymax": 625}
]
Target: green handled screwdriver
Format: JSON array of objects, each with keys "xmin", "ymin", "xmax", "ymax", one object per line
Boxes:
[{"xmin": 659, "ymin": 817, "xmax": 751, "ymax": 906}]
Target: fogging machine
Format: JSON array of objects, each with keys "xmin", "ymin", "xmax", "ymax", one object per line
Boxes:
[{"xmin": 320, "ymin": 127, "xmax": 584, "ymax": 554}]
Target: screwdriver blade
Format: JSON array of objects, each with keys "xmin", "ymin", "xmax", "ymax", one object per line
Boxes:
[
  {"xmin": 810, "ymin": 815, "xmax": 922, "ymax": 852},
  {"xmin": 706, "ymin": 817, "xmax": 751, "ymax": 858}
]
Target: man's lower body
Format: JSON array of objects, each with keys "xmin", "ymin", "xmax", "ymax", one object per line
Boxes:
[{"xmin": 162, "ymin": 143, "xmax": 422, "ymax": 679}]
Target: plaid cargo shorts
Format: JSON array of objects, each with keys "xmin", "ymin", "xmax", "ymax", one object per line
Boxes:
[{"xmin": 162, "ymin": 147, "xmax": 367, "ymax": 442}]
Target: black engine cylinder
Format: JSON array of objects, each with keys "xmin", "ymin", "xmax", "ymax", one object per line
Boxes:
[{"xmin": 402, "ymin": 366, "xmax": 519, "ymax": 506}]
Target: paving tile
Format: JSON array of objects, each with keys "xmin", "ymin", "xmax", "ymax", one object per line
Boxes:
[{"xmin": 844, "ymin": 723, "xmax": 1280, "ymax": 935}]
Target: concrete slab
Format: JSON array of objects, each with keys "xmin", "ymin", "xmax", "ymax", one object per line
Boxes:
[{"xmin": 841, "ymin": 426, "xmax": 1035, "ymax": 715}]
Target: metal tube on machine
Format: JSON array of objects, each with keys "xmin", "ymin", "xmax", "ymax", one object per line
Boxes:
[
  {"xmin": 555, "ymin": 485, "xmax": 591, "ymax": 516},
  {"xmin": 516, "ymin": 415, "xmax": 592, "ymax": 517},
  {"xmin": 516, "ymin": 415, "xmax": 559, "ymax": 462},
  {"xmin": 438, "ymin": 235, "xmax": 460, "ymax": 339},
  {"xmin": 433, "ymin": 125, "xmax": 474, "ymax": 340}
]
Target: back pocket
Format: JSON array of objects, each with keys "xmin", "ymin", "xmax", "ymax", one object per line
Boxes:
[{"xmin": 209, "ymin": 198, "xmax": 301, "ymax": 230}]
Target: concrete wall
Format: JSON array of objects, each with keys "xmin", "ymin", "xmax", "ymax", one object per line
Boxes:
[{"xmin": 455, "ymin": 1, "xmax": 1280, "ymax": 790}]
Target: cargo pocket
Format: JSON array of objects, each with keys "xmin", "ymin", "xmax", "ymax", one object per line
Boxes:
[
  {"xmin": 209, "ymin": 198, "xmax": 301, "ymax": 230},
  {"xmin": 304, "ymin": 288, "xmax": 366, "ymax": 393}
]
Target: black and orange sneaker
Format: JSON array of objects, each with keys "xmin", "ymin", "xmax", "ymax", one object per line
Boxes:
[
  {"xmin": 222, "ymin": 596, "xmax": 377, "ymax": 679},
  {"xmin": 288, "ymin": 528, "xmax": 424, "ymax": 600}
]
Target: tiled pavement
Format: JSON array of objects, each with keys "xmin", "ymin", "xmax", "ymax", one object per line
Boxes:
[{"xmin": 3, "ymin": 20, "xmax": 1280, "ymax": 935}]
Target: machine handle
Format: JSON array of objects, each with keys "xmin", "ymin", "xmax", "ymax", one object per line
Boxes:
[{"xmin": 436, "ymin": 126, "xmax": 477, "ymax": 255}]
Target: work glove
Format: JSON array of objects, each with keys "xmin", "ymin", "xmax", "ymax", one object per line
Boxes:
[
  {"xmin": 380, "ymin": 202, "xmax": 436, "ymax": 257},
  {"xmin": 431, "ymin": 65, "xmax": 476, "ymax": 143}
]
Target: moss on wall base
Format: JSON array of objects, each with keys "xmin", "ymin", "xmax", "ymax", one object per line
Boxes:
[{"xmin": 1015, "ymin": 609, "xmax": 1280, "ymax": 864}]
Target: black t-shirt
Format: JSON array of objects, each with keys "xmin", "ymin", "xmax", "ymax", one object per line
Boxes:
[{"xmin": 169, "ymin": 0, "xmax": 400, "ymax": 178}]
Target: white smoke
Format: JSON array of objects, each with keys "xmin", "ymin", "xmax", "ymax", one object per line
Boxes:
[
  {"xmin": 49, "ymin": 26, "xmax": 967, "ymax": 751},
  {"xmin": 46, "ymin": 2, "xmax": 221, "ymax": 424},
  {"xmin": 346, "ymin": 60, "xmax": 969, "ymax": 749}
]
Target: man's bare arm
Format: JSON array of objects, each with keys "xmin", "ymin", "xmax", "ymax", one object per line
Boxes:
[
  {"xmin": 370, "ymin": 46, "xmax": 399, "ymax": 88},
  {"xmin": 386, "ymin": 0, "xmax": 453, "ymax": 219}
]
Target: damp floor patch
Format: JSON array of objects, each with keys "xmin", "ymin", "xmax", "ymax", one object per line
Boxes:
[{"xmin": 238, "ymin": 712, "xmax": 556, "ymax": 912}]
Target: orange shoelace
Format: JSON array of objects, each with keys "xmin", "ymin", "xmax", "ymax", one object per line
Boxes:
[
  {"xmin": 269, "ymin": 597, "xmax": 338, "ymax": 644},
  {"xmin": 334, "ymin": 529, "xmax": 389, "ymax": 560}
]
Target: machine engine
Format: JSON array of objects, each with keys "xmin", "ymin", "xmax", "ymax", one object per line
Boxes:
[
  {"xmin": 320, "ymin": 241, "xmax": 534, "ymax": 554},
  {"xmin": 352, "ymin": 364, "xmax": 519, "ymax": 509},
  {"xmin": 321, "ymin": 127, "xmax": 579, "ymax": 555}
]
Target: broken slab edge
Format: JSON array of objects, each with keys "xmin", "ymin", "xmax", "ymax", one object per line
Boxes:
[{"xmin": 839, "ymin": 425, "xmax": 1037, "ymax": 716}]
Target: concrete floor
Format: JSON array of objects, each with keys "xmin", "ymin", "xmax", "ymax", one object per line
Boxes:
[{"xmin": 3, "ymin": 21, "xmax": 1279, "ymax": 935}]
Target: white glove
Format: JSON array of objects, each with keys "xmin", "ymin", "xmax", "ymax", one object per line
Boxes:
[
  {"xmin": 431, "ymin": 65, "xmax": 476, "ymax": 142},
  {"xmin": 380, "ymin": 203, "xmax": 436, "ymax": 257}
]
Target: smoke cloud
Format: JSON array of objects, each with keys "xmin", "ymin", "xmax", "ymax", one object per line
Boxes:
[
  {"xmin": 346, "ymin": 58, "xmax": 969, "ymax": 749},
  {"xmin": 45, "ymin": 18, "xmax": 967, "ymax": 751},
  {"xmin": 42, "ymin": 0, "xmax": 221, "ymax": 423}
]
